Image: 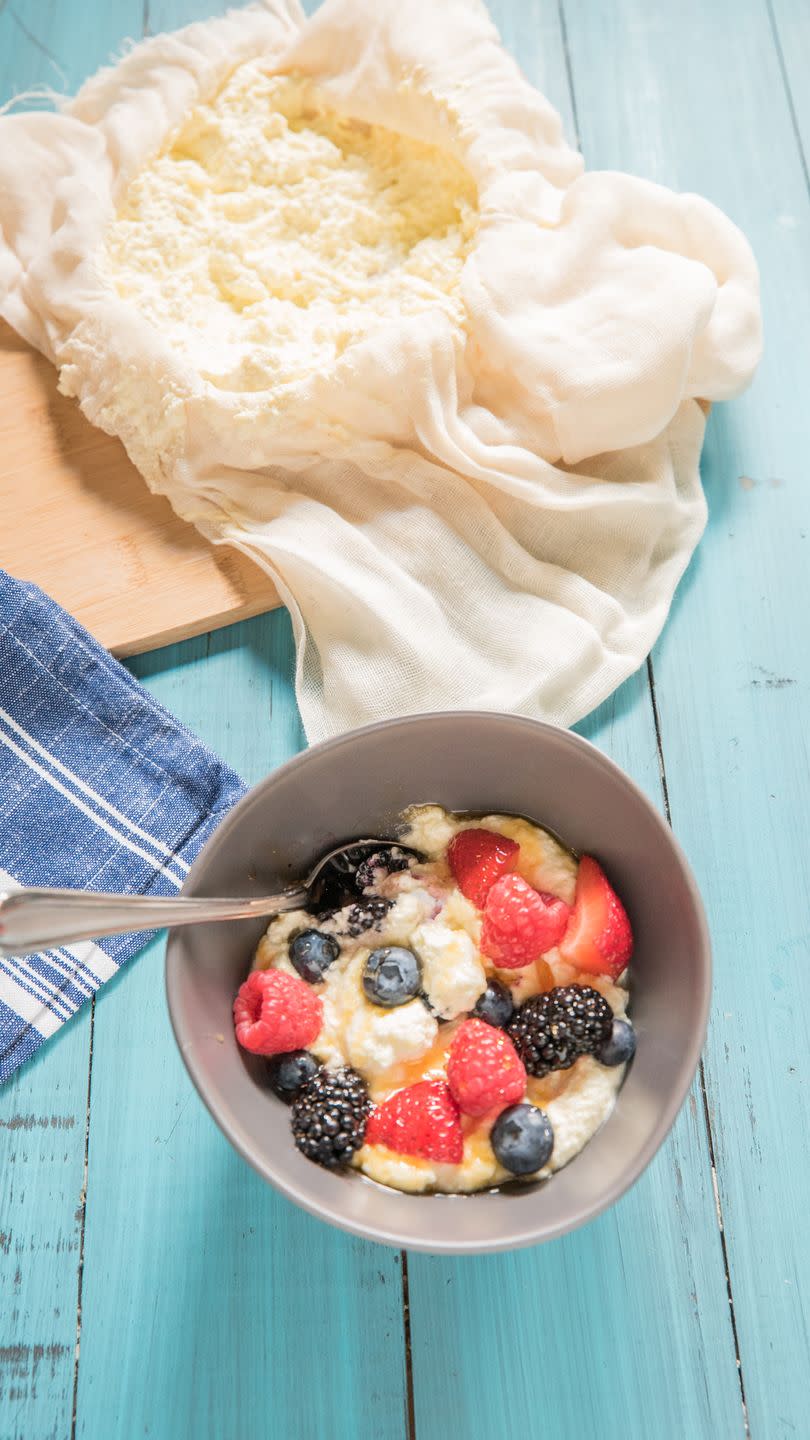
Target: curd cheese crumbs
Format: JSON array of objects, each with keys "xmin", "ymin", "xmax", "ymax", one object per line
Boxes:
[
  {"xmin": 235, "ymin": 809, "xmax": 635, "ymax": 1194},
  {"xmin": 101, "ymin": 67, "xmax": 478, "ymax": 397}
]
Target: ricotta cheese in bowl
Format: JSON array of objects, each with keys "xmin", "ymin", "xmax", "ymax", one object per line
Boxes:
[
  {"xmin": 100, "ymin": 67, "xmax": 477, "ymax": 401},
  {"xmin": 234, "ymin": 806, "xmax": 636, "ymax": 1196}
]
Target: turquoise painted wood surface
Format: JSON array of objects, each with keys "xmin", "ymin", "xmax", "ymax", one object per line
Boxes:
[
  {"xmin": 0, "ymin": 2, "xmax": 807, "ymax": 1438},
  {"xmin": 560, "ymin": 2, "xmax": 810, "ymax": 1432},
  {"xmin": 0, "ymin": 12, "xmax": 144, "ymax": 1439}
]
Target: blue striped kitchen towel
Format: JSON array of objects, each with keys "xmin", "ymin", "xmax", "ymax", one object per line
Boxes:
[{"xmin": 0, "ymin": 570, "xmax": 247, "ymax": 1084}]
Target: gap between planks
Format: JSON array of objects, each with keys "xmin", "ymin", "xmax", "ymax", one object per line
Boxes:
[
  {"xmin": 765, "ymin": 0, "xmax": 810, "ymax": 194},
  {"xmin": 646, "ymin": 656, "xmax": 750, "ymax": 1438},
  {"xmin": 70, "ymin": 996, "xmax": 95, "ymax": 1440},
  {"xmin": 555, "ymin": 0, "xmax": 581, "ymax": 148},
  {"xmin": 400, "ymin": 1252, "xmax": 417, "ymax": 1440},
  {"xmin": 68, "ymin": 0, "xmax": 155, "ymax": 1409}
]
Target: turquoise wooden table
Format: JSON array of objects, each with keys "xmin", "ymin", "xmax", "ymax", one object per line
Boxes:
[{"xmin": 1, "ymin": 1, "xmax": 808, "ymax": 1436}]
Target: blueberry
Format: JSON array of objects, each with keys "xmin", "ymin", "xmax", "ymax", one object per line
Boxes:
[
  {"xmin": 289, "ymin": 929, "xmax": 340, "ymax": 983},
  {"xmin": 363, "ymin": 946, "xmax": 421, "ymax": 1008},
  {"xmin": 472, "ymin": 979, "xmax": 514, "ymax": 1028},
  {"xmin": 265, "ymin": 1050, "xmax": 321, "ymax": 1102},
  {"xmin": 491, "ymin": 1103, "xmax": 554, "ymax": 1175},
  {"xmin": 597, "ymin": 1017, "xmax": 636, "ymax": 1067}
]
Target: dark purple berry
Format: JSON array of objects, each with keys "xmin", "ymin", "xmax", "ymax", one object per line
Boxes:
[
  {"xmin": 491, "ymin": 1104, "xmax": 554, "ymax": 1175},
  {"xmin": 289, "ymin": 929, "xmax": 340, "ymax": 983}
]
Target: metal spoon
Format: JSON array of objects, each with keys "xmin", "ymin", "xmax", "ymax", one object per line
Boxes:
[{"xmin": 0, "ymin": 839, "xmax": 419, "ymax": 958}]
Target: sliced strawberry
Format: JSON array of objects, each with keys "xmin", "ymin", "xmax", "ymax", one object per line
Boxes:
[
  {"xmin": 448, "ymin": 828, "xmax": 519, "ymax": 909},
  {"xmin": 559, "ymin": 856, "xmax": 633, "ymax": 979},
  {"xmin": 365, "ymin": 1080, "xmax": 463, "ymax": 1163},
  {"xmin": 480, "ymin": 874, "xmax": 571, "ymax": 969}
]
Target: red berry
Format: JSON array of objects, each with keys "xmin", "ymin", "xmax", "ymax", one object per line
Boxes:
[
  {"xmin": 480, "ymin": 874, "xmax": 571, "ymax": 968},
  {"xmin": 447, "ymin": 1019, "xmax": 526, "ymax": 1117},
  {"xmin": 365, "ymin": 1080, "xmax": 463, "ymax": 1163},
  {"xmin": 559, "ymin": 856, "xmax": 633, "ymax": 979},
  {"xmin": 233, "ymin": 969, "xmax": 322, "ymax": 1056},
  {"xmin": 448, "ymin": 828, "xmax": 519, "ymax": 909}
]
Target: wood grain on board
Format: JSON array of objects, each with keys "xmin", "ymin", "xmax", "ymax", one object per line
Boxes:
[{"xmin": 0, "ymin": 323, "xmax": 279, "ymax": 656}]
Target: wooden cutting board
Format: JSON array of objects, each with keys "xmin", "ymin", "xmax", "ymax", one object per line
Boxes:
[{"xmin": 0, "ymin": 321, "xmax": 280, "ymax": 656}]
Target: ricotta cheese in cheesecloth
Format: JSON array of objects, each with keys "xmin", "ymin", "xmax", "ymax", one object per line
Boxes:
[
  {"xmin": 100, "ymin": 68, "xmax": 477, "ymax": 401},
  {"xmin": 0, "ymin": 0, "xmax": 761, "ymax": 741}
]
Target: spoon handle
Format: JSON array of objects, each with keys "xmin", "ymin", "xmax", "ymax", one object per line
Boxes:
[{"xmin": 0, "ymin": 885, "xmax": 308, "ymax": 957}]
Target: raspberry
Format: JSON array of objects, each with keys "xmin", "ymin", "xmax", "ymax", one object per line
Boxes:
[
  {"xmin": 365, "ymin": 1080, "xmax": 463, "ymax": 1163},
  {"xmin": 446, "ymin": 1019, "xmax": 526, "ymax": 1117},
  {"xmin": 447, "ymin": 828, "xmax": 519, "ymax": 909},
  {"xmin": 480, "ymin": 874, "xmax": 570, "ymax": 968},
  {"xmin": 233, "ymin": 969, "xmax": 322, "ymax": 1056}
]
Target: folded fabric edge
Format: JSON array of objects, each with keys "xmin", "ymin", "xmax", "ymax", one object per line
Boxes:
[{"xmin": 0, "ymin": 571, "xmax": 248, "ymax": 1085}]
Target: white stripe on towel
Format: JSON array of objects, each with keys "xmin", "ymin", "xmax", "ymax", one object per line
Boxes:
[
  {"xmin": 0, "ymin": 704, "xmax": 190, "ymax": 876},
  {"xmin": 0, "ymin": 870, "xmax": 120, "ymax": 994},
  {"xmin": 0, "ymin": 725, "xmax": 185, "ymax": 888}
]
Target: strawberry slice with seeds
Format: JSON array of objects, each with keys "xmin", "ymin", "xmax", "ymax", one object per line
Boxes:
[
  {"xmin": 448, "ymin": 828, "xmax": 519, "ymax": 909},
  {"xmin": 365, "ymin": 1080, "xmax": 463, "ymax": 1163},
  {"xmin": 559, "ymin": 856, "xmax": 633, "ymax": 979}
]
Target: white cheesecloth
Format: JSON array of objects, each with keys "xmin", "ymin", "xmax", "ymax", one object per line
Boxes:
[{"xmin": 0, "ymin": 0, "xmax": 762, "ymax": 741}]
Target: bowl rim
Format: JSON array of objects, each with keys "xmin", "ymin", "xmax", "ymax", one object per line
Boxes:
[{"xmin": 165, "ymin": 710, "xmax": 712, "ymax": 1254}]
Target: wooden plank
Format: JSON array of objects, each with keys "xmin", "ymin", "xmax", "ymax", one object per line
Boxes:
[
  {"xmin": 0, "ymin": 0, "xmax": 141, "ymax": 98},
  {"xmin": 406, "ymin": 6, "xmax": 746, "ymax": 1439},
  {"xmin": 148, "ymin": 0, "xmax": 242, "ymax": 26},
  {"xmin": 560, "ymin": 0, "xmax": 810, "ymax": 1433},
  {"xmin": 0, "ymin": 9, "xmax": 143, "ymax": 1440},
  {"xmin": 72, "ymin": 611, "xmax": 411, "ymax": 1440},
  {"xmin": 0, "ymin": 1016, "xmax": 93, "ymax": 1440},
  {"xmin": 762, "ymin": 0, "xmax": 810, "ymax": 165},
  {"xmin": 0, "ymin": 325, "xmax": 280, "ymax": 658}
]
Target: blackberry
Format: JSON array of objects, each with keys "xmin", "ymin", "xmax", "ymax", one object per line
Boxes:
[
  {"xmin": 309, "ymin": 842, "xmax": 418, "ymax": 915},
  {"xmin": 507, "ymin": 985, "xmax": 613, "ymax": 1077},
  {"xmin": 291, "ymin": 1066, "xmax": 371, "ymax": 1169},
  {"xmin": 343, "ymin": 896, "xmax": 392, "ymax": 937},
  {"xmin": 355, "ymin": 846, "xmax": 414, "ymax": 891}
]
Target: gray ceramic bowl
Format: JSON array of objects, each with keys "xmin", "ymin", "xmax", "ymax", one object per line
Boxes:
[{"xmin": 166, "ymin": 712, "xmax": 710, "ymax": 1254}]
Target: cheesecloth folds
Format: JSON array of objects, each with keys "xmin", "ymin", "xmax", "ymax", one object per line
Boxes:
[{"xmin": 0, "ymin": 0, "xmax": 761, "ymax": 742}]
